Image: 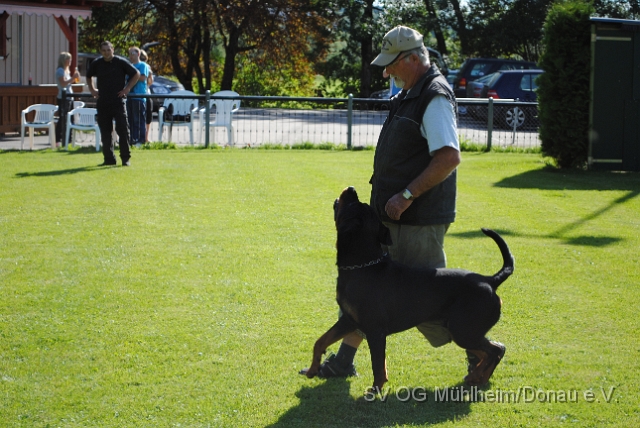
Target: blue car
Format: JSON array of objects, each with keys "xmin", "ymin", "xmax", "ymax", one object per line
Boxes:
[{"xmin": 466, "ymin": 69, "xmax": 544, "ymax": 129}]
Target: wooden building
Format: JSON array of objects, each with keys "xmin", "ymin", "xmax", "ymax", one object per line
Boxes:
[{"xmin": 0, "ymin": 0, "xmax": 120, "ymax": 134}]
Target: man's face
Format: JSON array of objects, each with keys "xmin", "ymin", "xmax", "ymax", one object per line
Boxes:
[
  {"xmin": 128, "ymin": 49, "xmax": 139, "ymax": 63},
  {"xmin": 384, "ymin": 52, "xmax": 413, "ymax": 89},
  {"xmin": 100, "ymin": 45, "xmax": 114, "ymax": 61}
]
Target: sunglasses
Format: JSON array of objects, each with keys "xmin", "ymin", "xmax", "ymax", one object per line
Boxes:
[{"xmin": 385, "ymin": 52, "xmax": 413, "ymax": 70}]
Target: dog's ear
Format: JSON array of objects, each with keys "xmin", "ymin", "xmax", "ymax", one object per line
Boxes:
[{"xmin": 378, "ymin": 222, "xmax": 392, "ymax": 245}]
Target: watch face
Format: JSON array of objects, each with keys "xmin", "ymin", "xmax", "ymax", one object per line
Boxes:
[{"xmin": 403, "ymin": 189, "xmax": 413, "ymax": 200}]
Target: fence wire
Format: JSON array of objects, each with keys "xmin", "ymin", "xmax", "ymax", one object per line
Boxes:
[{"xmin": 69, "ymin": 93, "xmax": 541, "ymax": 150}]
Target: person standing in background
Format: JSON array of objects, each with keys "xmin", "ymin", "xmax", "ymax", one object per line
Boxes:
[
  {"xmin": 55, "ymin": 52, "xmax": 80, "ymax": 147},
  {"xmin": 127, "ymin": 47, "xmax": 150, "ymax": 147},
  {"xmin": 139, "ymin": 49, "xmax": 154, "ymax": 142},
  {"xmin": 87, "ymin": 41, "xmax": 139, "ymax": 166}
]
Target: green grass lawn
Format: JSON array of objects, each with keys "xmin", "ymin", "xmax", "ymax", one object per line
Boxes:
[{"xmin": 1, "ymin": 148, "xmax": 639, "ymax": 427}]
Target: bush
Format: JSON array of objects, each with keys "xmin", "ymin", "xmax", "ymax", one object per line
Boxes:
[{"xmin": 537, "ymin": 1, "xmax": 593, "ymax": 168}]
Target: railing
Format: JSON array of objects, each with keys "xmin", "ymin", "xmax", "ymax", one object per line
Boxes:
[
  {"xmin": 62, "ymin": 92, "xmax": 541, "ymax": 150},
  {"xmin": 456, "ymin": 98, "xmax": 541, "ymax": 150},
  {"xmin": 0, "ymin": 86, "xmax": 58, "ymax": 133}
]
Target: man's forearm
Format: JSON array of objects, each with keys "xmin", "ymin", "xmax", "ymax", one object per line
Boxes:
[
  {"xmin": 406, "ymin": 147, "xmax": 461, "ymax": 198},
  {"xmin": 383, "ymin": 146, "xmax": 460, "ymax": 221}
]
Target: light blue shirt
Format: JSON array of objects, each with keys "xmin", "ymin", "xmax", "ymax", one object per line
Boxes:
[
  {"xmin": 130, "ymin": 61, "xmax": 150, "ymax": 94},
  {"xmin": 421, "ymin": 95, "xmax": 460, "ymax": 155}
]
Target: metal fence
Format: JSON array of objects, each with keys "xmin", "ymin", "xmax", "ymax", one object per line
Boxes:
[
  {"xmin": 67, "ymin": 92, "xmax": 541, "ymax": 150},
  {"xmin": 457, "ymin": 98, "xmax": 541, "ymax": 150}
]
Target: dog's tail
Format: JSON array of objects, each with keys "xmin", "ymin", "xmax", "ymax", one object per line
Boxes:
[{"xmin": 482, "ymin": 228, "xmax": 515, "ymax": 290}]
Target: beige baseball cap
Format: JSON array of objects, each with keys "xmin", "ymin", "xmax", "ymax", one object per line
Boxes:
[{"xmin": 371, "ymin": 26, "xmax": 424, "ymax": 67}]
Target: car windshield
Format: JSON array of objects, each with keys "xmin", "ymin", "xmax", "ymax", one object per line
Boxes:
[
  {"xmin": 151, "ymin": 85, "xmax": 171, "ymax": 94},
  {"xmin": 469, "ymin": 62, "xmax": 494, "ymax": 78},
  {"xmin": 476, "ymin": 72, "xmax": 498, "ymax": 84}
]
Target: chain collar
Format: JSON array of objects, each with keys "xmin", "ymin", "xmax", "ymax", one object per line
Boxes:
[{"xmin": 338, "ymin": 253, "xmax": 388, "ymax": 271}]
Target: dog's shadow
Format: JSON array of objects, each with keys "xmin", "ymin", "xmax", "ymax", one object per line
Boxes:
[{"xmin": 267, "ymin": 379, "xmax": 472, "ymax": 427}]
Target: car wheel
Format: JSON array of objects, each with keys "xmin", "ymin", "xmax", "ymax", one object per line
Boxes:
[{"xmin": 504, "ymin": 106, "xmax": 526, "ymax": 129}]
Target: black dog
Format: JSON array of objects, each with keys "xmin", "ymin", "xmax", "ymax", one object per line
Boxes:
[{"xmin": 304, "ymin": 187, "xmax": 515, "ymax": 390}]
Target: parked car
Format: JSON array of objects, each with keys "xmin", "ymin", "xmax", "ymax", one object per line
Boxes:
[
  {"xmin": 446, "ymin": 69, "xmax": 458, "ymax": 90},
  {"xmin": 368, "ymin": 77, "xmax": 402, "ymax": 110},
  {"xmin": 466, "ymin": 69, "xmax": 544, "ymax": 129},
  {"xmin": 453, "ymin": 58, "xmax": 538, "ymax": 98},
  {"xmin": 427, "ymin": 47, "xmax": 449, "ymax": 78}
]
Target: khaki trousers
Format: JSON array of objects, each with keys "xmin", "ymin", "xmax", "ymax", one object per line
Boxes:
[{"xmin": 382, "ymin": 222, "xmax": 452, "ymax": 348}]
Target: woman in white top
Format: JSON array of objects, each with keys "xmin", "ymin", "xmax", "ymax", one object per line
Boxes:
[{"xmin": 55, "ymin": 52, "xmax": 80, "ymax": 147}]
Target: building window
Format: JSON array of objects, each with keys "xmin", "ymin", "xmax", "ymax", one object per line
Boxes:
[{"xmin": 0, "ymin": 12, "xmax": 8, "ymax": 58}]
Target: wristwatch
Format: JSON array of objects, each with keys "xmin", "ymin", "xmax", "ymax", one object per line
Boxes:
[{"xmin": 402, "ymin": 188, "xmax": 415, "ymax": 200}]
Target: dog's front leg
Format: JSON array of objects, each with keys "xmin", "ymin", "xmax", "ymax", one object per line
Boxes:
[
  {"xmin": 367, "ymin": 332, "xmax": 388, "ymax": 390},
  {"xmin": 305, "ymin": 317, "xmax": 355, "ymax": 379}
]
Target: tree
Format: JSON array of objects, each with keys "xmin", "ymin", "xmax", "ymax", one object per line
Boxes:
[
  {"xmin": 144, "ymin": 0, "xmax": 216, "ymax": 92},
  {"xmin": 82, "ymin": 0, "xmax": 332, "ymax": 94},
  {"xmin": 593, "ymin": 0, "xmax": 640, "ymax": 19},
  {"xmin": 537, "ymin": 0, "xmax": 593, "ymax": 168},
  {"xmin": 208, "ymin": 0, "xmax": 332, "ymax": 91},
  {"xmin": 463, "ymin": 0, "xmax": 552, "ymax": 62},
  {"xmin": 79, "ymin": 0, "xmax": 151, "ymax": 53},
  {"xmin": 313, "ymin": 0, "xmax": 379, "ymax": 97}
]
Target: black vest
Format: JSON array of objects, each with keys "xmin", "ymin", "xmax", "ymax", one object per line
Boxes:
[{"xmin": 370, "ymin": 67, "xmax": 457, "ymax": 225}]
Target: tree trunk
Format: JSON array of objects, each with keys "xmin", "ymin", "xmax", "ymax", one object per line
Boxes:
[
  {"xmin": 165, "ymin": 2, "xmax": 193, "ymax": 91},
  {"xmin": 423, "ymin": 0, "xmax": 447, "ymax": 54},
  {"xmin": 203, "ymin": 27, "xmax": 211, "ymax": 92},
  {"xmin": 449, "ymin": 0, "xmax": 469, "ymax": 55},
  {"xmin": 359, "ymin": 0, "xmax": 374, "ymax": 97},
  {"xmin": 221, "ymin": 25, "xmax": 240, "ymax": 90}
]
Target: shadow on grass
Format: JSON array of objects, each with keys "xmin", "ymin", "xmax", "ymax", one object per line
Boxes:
[
  {"xmin": 15, "ymin": 164, "xmax": 114, "ymax": 177},
  {"xmin": 467, "ymin": 167, "xmax": 640, "ymax": 247},
  {"xmin": 450, "ymin": 227, "xmax": 623, "ymax": 248},
  {"xmin": 493, "ymin": 165, "xmax": 640, "ymax": 192},
  {"xmin": 268, "ymin": 380, "xmax": 472, "ymax": 427}
]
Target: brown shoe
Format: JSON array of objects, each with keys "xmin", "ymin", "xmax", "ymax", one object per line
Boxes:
[{"xmin": 464, "ymin": 341, "xmax": 505, "ymax": 386}]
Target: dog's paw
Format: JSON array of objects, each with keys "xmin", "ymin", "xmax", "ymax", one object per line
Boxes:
[{"xmin": 299, "ymin": 367, "xmax": 318, "ymax": 378}]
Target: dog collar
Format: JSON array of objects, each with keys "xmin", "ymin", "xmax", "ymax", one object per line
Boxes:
[{"xmin": 338, "ymin": 253, "xmax": 388, "ymax": 270}]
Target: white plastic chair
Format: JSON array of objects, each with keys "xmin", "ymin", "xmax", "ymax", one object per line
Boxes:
[
  {"xmin": 158, "ymin": 90, "xmax": 198, "ymax": 145},
  {"xmin": 65, "ymin": 107, "xmax": 101, "ymax": 151},
  {"xmin": 54, "ymin": 101, "xmax": 83, "ymax": 129},
  {"xmin": 199, "ymin": 90, "xmax": 241, "ymax": 146},
  {"xmin": 71, "ymin": 101, "xmax": 86, "ymax": 124},
  {"xmin": 21, "ymin": 104, "xmax": 58, "ymax": 150}
]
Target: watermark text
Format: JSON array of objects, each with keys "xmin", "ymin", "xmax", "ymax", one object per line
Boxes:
[{"xmin": 363, "ymin": 386, "xmax": 616, "ymax": 403}]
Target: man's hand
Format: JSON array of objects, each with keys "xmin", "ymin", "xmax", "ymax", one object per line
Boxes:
[
  {"xmin": 89, "ymin": 88, "xmax": 99, "ymax": 99},
  {"xmin": 384, "ymin": 147, "xmax": 461, "ymax": 221},
  {"xmin": 385, "ymin": 193, "xmax": 413, "ymax": 221},
  {"xmin": 117, "ymin": 87, "xmax": 131, "ymax": 98}
]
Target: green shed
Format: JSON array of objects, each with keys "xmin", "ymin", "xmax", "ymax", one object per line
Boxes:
[{"xmin": 589, "ymin": 17, "xmax": 640, "ymax": 171}]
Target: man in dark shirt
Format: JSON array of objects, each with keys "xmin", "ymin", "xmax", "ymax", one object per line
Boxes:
[{"xmin": 87, "ymin": 41, "xmax": 140, "ymax": 166}]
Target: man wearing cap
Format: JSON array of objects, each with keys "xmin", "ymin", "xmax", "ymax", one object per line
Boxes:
[{"xmin": 304, "ymin": 26, "xmax": 505, "ymax": 385}]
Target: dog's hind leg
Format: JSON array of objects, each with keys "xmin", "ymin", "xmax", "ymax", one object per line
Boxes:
[{"xmin": 305, "ymin": 317, "xmax": 356, "ymax": 379}]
